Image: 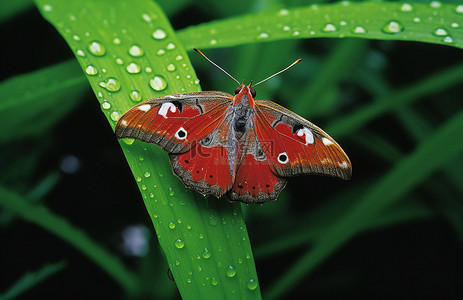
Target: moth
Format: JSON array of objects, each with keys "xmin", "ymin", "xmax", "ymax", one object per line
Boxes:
[{"xmin": 115, "ymin": 49, "xmax": 351, "ymax": 203}]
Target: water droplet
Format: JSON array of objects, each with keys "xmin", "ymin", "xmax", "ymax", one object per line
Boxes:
[
  {"xmin": 128, "ymin": 45, "xmax": 144, "ymax": 57},
  {"xmin": 257, "ymin": 32, "xmax": 269, "ymax": 39},
  {"xmin": 353, "ymin": 26, "xmax": 366, "ymax": 34},
  {"xmin": 199, "ymin": 233, "xmax": 204, "ymax": 239},
  {"xmin": 457, "ymin": 5, "xmax": 463, "ymax": 14},
  {"xmin": 400, "ymin": 3, "xmax": 413, "ymax": 12},
  {"xmin": 99, "ymin": 78, "xmax": 121, "ymax": 92},
  {"xmin": 102, "ymin": 102, "xmax": 111, "ymax": 109},
  {"xmin": 443, "ymin": 36, "xmax": 454, "ymax": 43},
  {"xmin": 322, "ymin": 23, "xmax": 337, "ymax": 32},
  {"xmin": 382, "ymin": 20, "xmax": 404, "ymax": 34},
  {"xmin": 145, "ymin": 67, "xmax": 152, "ymax": 73},
  {"xmin": 167, "ymin": 64, "xmax": 176, "ymax": 72},
  {"xmin": 430, "ymin": 1, "xmax": 441, "ymax": 8},
  {"xmin": 451, "ymin": 22, "xmax": 460, "ymax": 28},
  {"xmin": 169, "ymin": 188, "xmax": 175, "ymax": 196},
  {"xmin": 211, "ymin": 278, "xmax": 218, "ymax": 286},
  {"xmin": 152, "ymin": 29, "xmax": 167, "ymax": 40},
  {"xmin": 124, "ymin": 138, "xmax": 134, "ymax": 145},
  {"xmin": 157, "ymin": 49, "xmax": 166, "ymax": 55},
  {"xmin": 76, "ymin": 50, "xmax": 85, "ymax": 57},
  {"xmin": 130, "ymin": 90, "xmax": 142, "ymax": 102},
  {"xmin": 72, "ymin": 35, "xmax": 80, "ymax": 41},
  {"xmin": 278, "ymin": 9, "xmax": 289, "ymax": 16},
  {"xmin": 150, "ymin": 75, "xmax": 167, "ymax": 91},
  {"xmin": 247, "ymin": 279, "xmax": 258, "ymax": 290},
  {"xmin": 169, "ymin": 222, "xmax": 176, "ymax": 229},
  {"xmin": 210, "ymin": 39, "xmax": 217, "ymax": 45},
  {"xmin": 413, "ymin": 17, "xmax": 421, "ymax": 23},
  {"xmin": 208, "ymin": 215, "xmax": 218, "ymax": 226},
  {"xmin": 113, "ymin": 38, "xmax": 121, "ymax": 45},
  {"xmin": 175, "ymin": 238, "xmax": 184, "ymax": 249},
  {"xmin": 142, "ymin": 13, "xmax": 151, "ymax": 22},
  {"xmin": 144, "ymin": 171, "xmax": 150, "ymax": 178},
  {"xmin": 433, "ymin": 28, "xmax": 448, "ymax": 36},
  {"xmin": 226, "ymin": 265, "xmax": 236, "ymax": 277},
  {"xmin": 110, "ymin": 111, "xmax": 120, "ymax": 121},
  {"xmin": 283, "ymin": 25, "xmax": 291, "ymax": 31},
  {"xmin": 85, "ymin": 65, "xmax": 98, "ymax": 75},
  {"xmin": 115, "ymin": 58, "xmax": 123, "ymax": 65},
  {"xmin": 126, "ymin": 62, "xmax": 141, "ymax": 74},
  {"xmin": 292, "ymin": 31, "xmax": 300, "ymax": 36},
  {"xmin": 175, "ymin": 55, "xmax": 183, "ymax": 61},
  {"xmin": 166, "ymin": 43, "xmax": 176, "ymax": 50},
  {"xmin": 194, "ymin": 79, "xmax": 200, "ymax": 85},
  {"xmin": 88, "ymin": 41, "xmax": 106, "ymax": 56},
  {"xmin": 141, "ymin": 184, "xmax": 147, "ymax": 190},
  {"xmin": 202, "ymin": 248, "xmax": 211, "ymax": 259}
]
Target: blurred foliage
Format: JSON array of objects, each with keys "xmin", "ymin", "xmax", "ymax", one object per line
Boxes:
[{"xmin": 1, "ymin": 0, "xmax": 462, "ymax": 299}]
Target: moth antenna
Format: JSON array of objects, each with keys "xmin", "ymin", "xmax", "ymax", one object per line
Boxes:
[
  {"xmin": 193, "ymin": 48, "xmax": 240, "ymax": 85},
  {"xmin": 253, "ymin": 58, "xmax": 302, "ymax": 87}
]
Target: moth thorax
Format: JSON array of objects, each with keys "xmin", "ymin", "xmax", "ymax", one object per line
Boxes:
[{"xmin": 233, "ymin": 101, "xmax": 252, "ymax": 133}]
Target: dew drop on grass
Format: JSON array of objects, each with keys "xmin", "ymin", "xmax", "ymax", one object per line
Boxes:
[
  {"xmin": 175, "ymin": 55, "xmax": 184, "ymax": 61},
  {"xmin": 150, "ymin": 75, "xmax": 167, "ymax": 91},
  {"xmin": 157, "ymin": 49, "xmax": 166, "ymax": 56},
  {"xmin": 382, "ymin": 20, "xmax": 404, "ymax": 34},
  {"xmin": 175, "ymin": 238, "xmax": 185, "ymax": 249},
  {"xmin": 430, "ymin": 1, "xmax": 441, "ymax": 8},
  {"xmin": 166, "ymin": 43, "xmax": 176, "ymax": 50},
  {"xmin": 202, "ymin": 248, "xmax": 211, "ymax": 259},
  {"xmin": 457, "ymin": 5, "xmax": 463, "ymax": 14},
  {"xmin": 102, "ymin": 102, "xmax": 111, "ymax": 109},
  {"xmin": 167, "ymin": 64, "xmax": 176, "ymax": 72},
  {"xmin": 76, "ymin": 50, "xmax": 85, "ymax": 57},
  {"xmin": 130, "ymin": 90, "xmax": 142, "ymax": 102},
  {"xmin": 400, "ymin": 3, "xmax": 413, "ymax": 12},
  {"xmin": 283, "ymin": 25, "xmax": 291, "ymax": 31},
  {"xmin": 247, "ymin": 279, "xmax": 258, "ymax": 291},
  {"xmin": 126, "ymin": 62, "xmax": 141, "ymax": 74},
  {"xmin": 353, "ymin": 26, "xmax": 366, "ymax": 34},
  {"xmin": 113, "ymin": 38, "xmax": 121, "ymax": 45},
  {"xmin": 226, "ymin": 265, "xmax": 236, "ymax": 277},
  {"xmin": 99, "ymin": 78, "xmax": 121, "ymax": 92},
  {"xmin": 142, "ymin": 13, "xmax": 151, "ymax": 22},
  {"xmin": 85, "ymin": 65, "xmax": 98, "ymax": 75},
  {"xmin": 433, "ymin": 28, "xmax": 448, "ymax": 36},
  {"xmin": 72, "ymin": 35, "xmax": 80, "ymax": 41},
  {"xmin": 413, "ymin": 17, "xmax": 421, "ymax": 23},
  {"xmin": 128, "ymin": 45, "xmax": 144, "ymax": 57},
  {"xmin": 443, "ymin": 36, "xmax": 454, "ymax": 43},
  {"xmin": 322, "ymin": 23, "xmax": 337, "ymax": 32},
  {"xmin": 169, "ymin": 222, "xmax": 176, "ymax": 229},
  {"xmin": 115, "ymin": 58, "xmax": 124, "ymax": 65},
  {"xmin": 145, "ymin": 67, "xmax": 152, "ymax": 73},
  {"xmin": 152, "ymin": 29, "xmax": 167, "ymax": 40},
  {"xmin": 110, "ymin": 111, "xmax": 120, "ymax": 121},
  {"xmin": 144, "ymin": 171, "xmax": 150, "ymax": 177},
  {"xmin": 451, "ymin": 22, "xmax": 460, "ymax": 28},
  {"xmin": 256, "ymin": 32, "xmax": 269, "ymax": 39},
  {"xmin": 88, "ymin": 41, "xmax": 106, "ymax": 56}
]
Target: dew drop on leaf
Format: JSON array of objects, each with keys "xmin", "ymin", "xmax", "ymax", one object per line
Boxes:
[
  {"xmin": 144, "ymin": 171, "xmax": 150, "ymax": 177},
  {"xmin": 226, "ymin": 265, "xmax": 236, "ymax": 277},
  {"xmin": 76, "ymin": 50, "xmax": 85, "ymax": 57},
  {"xmin": 167, "ymin": 64, "xmax": 176, "ymax": 72},
  {"xmin": 152, "ymin": 29, "xmax": 167, "ymax": 40},
  {"xmin": 433, "ymin": 28, "xmax": 448, "ymax": 36},
  {"xmin": 123, "ymin": 138, "xmax": 134, "ymax": 145},
  {"xmin": 451, "ymin": 22, "xmax": 460, "ymax": 28},
  {"xmin": 211, "ymin": 278, "xmax": 218, "ymax": 286},
  {"xmin": 322, "ymin": 23, "xmax": 337, "ymax": 32},
  {"xmin": 247, "ymin": 279, "xmax": 258, "ymax": 290},
  {"xmin": 382, "ymin": 20, "xmax": 404, "ymax": 34},
  {"xmin": 174, "ymin": 238, "xmax": 185, "ymax": 249},
  {"xmin": 208, "ymin": 215, "xmax": 218, "ymax": 226},
  {"xmin": 443, "ymin": 36, "xmax": 454, "ymax": 43},
  {"xmin": 156, "ymin": 49, "xmax": 166, "ymax": 56},
  {"xmin": 353, "ymin": 26, "xmax": 366, "ymax": 34},
  {"xmin": 99, "ymin": 78, "xmax": 121, "ymax": 92},
  {"xmin": 150, "ymin": 75, "xmax": 167, "ymax": 91},
  {"xmin": 85, "ymin": 65, "xmax": 98, "ymax": 75},
  {"xmin": 430, "ymin": 1, "xmax": 441, "ymax": 8},
  {"xmin": 110, "ymin": 111, "xmax": 120, "ymax": 121},
  {"xmin": 113, "ymin": 38, "xmax": 121, "ymax": 45},
  {"xmin": 167, "ymin": 43, "xmax": 176, "ymax": 50},
  {"xmin": 209, "ymin": 39, "xmax": 217, "ymax": 45},
  {"xmin": 126, "ymin": 62, "xmax": 141, "ymax": 74},
  {"xmin": 169, "ymin": 222, "xmax": 175, "ymax": 229},
  {"xmin": 256, "ymin": 32, "xmax": 269, "ymax": 39},
  {"xmin": 202, "ymin": 248, "xmax": 211, "ymax": 259},
  {"xmin": 142, "ymin": 13, "xmax": 151, "ymax": 22},
  {"xmin": 102, "ymin": 101, "xmax": 111, "ymax": 109},
  {"xmin": 400, "ymin": 3, "xmax": 413, "ymax": 12},
  {"xmin": 457, "ymin": 5, "xmax": 463, "ymax": 14},
  {"xmin": 72, "ymin": 35, "xmax": 80, "ymax": 41},
  {"xmin": 115, "ymin": 58, "xmax": 124, "ymax": 65},
  {"xmin": 88, "ymin": 41, "xmax": 106, "ymax": 56},
  {"xmin": 130, "ymin": 90, "xmax": 142, "ymax": 102},
  {"xmin": 128, "ymin": 45, "xmax": 144, "ymax": 57},
  {"xmin": 175, "ymin": 55, "xmax": 184, "ymax": 61}
]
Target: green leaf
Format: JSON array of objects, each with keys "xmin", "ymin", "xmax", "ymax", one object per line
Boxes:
[
  {"xmin": 0, "ymin": 261, "xmax": 66, "ymax": 300},
  {"xmin": 0, "ymin": 59, "xmax": 88, "ymax": 145},
  {"xmin": 35, "ymin": 0, "xmax": 261, "ymax": 298},
  {"xmin": 0, "ymin": 0, "xmax": 34, "ymax": 23},
  {"xmin": 178, "ymin": 2, "xmax": 463, "ymax": 50},
  {"xmin": 266, "ymin": 107, "xmax": 463, "ymax": 300}
]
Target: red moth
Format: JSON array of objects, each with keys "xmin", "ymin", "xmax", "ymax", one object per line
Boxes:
[{"xmin": 115, "ymin": 49, "xmax": 351, "ymax": 203}]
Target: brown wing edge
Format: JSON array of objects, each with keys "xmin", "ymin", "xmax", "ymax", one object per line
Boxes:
[{"xmin": 226, "ymin": 179, "xmax": 287, "ymax": 204}]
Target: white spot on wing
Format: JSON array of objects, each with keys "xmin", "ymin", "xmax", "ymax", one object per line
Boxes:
[
  {"xmin": 297, "ymin": 127, "xmax": 314, "ymax": 144},
  {"xmin": 277, "ymin": 152, "xmax": 289, "ymax": 164},
  {"xmin": 322, "ymin": 137, "xmax": 334, "ymax": 146},
  {"xmin": 158, "ymin": 102, "xmax": 177, "ymax": 118},
  {"xmin": 138, "ymin": 104, "xmax": 151, "ymax": 112},
  {"xmin": 121, "ymin": 120, "xmax": 128, "ymax": 126},
  {"xmin": 175, "ymin": 127, "xmax": 187, "ymax": 140},
  {"xmin": 338, "ymin": 161, "xmax": 349, "ymax": 168}
]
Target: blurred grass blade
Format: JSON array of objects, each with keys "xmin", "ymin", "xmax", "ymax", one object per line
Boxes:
[
  {"xmin": 35, "ymin": 0, "xmax": 261, "ymax": 298},
  {"xmin": 266, "ymin": 107, "xmax": 463, "ymax": 299},
  {"xmin": 0, "ymin": 186, "xmax": 138, "ymax": 296},
  {"xmin": 328, "ymin": 62, "xmax": 463, "ymax": 138},
  {"xmin": 0, "ymin": 59, "xmax": 88, "ymax": 145},
  {"xmin": 0, "ymin": 261, "xmax": 66, "ymax": 300},
  {"xmin": 178, "ymin": 2, "xmax": 463, "ymax": 50},
  {"xmin": 0, "ymin": 0, "xmax": 34, "ymax": 23}
]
